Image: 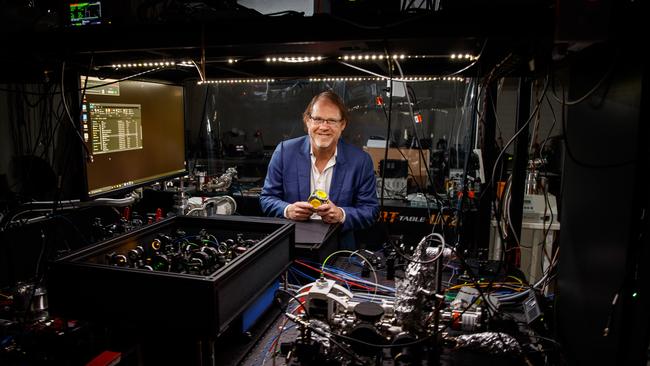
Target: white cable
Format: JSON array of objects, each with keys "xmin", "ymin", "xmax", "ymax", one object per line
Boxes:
[
  {"xmin": 191, "ymin": 60, "xmax": 206, "ymax": 82},
  {"xmin": 21, "ymin": 195, "xmax": 137, "ymax": 209},
  {"xmin": 79, "ymin": 67, "xmax": 164, "ymax": 92},
  {"xmin": 322, "ymin": 250, "xmax": 379, "ymax": 302},
  {"xmin": 185, "ymin": 195, "xmax": 237, "ymax": 216},
  {"xmin": 423, "ymin": 232, "xmax": 447, "ymax": 262},
  {"xmin": 338, "ymin": 61, "xmax": 425, "ymax": 82},
  {"xmin": 488, "ymin": 76, "xmax": 549, "ymax": 192},
  {"xmin": 344, "ymin": 40, "xmax": 486, "ymax": 80},
  {"xmin": 503, "ymin": 176, "xmax": 521, "ymax": 248},
  {"xmin": 3, "ymin": 195, "xmax": 138, "ymax": 230},
  {"xmin": 454, "ymin": 81, "xmax": 475, "ymax": 169},
  {"xmin": 285, "ymin": 284, "xmax": 396, "ymax": 304},
  {"xmin": 528, "ymin": 85, "xmax": 542, "ymax": 156},
  {"xmin": 338, "ymin": 58, "xmax": 478, "ymax": 82},
  {"xmin": 475, "ymin": 84, "xmax": 482, "ymax": 150}
]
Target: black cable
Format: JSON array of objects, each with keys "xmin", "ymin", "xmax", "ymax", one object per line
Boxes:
[
  {"xmin": 264, "ymin": 10, "xmax": 304, "ymax": 17},
  {"xmin": 379, "ymin": 103, "xmax": 424, "ymax": 197},
  {"xmin": 384, "ymin": 234, "xmax": 447, "ymax": 265},
  {"xmin": 52, "ymin": 76, "xmax": 88, "ymax": 218},
  {"xmin": 379, "ymin": 54, "xmax": 393, "ymax": 210},
  {"xmin": 479, "ymin": 74, "xmax": 550, "ymax": 203},
  {"xmin": 282, "ymin": 311, "xmax": 370, "ymax": 365},
  {"xmin": 31, "ymin": 83, "xmax": 52, "ymax": 157},
  {"xmin": 21, "ymin": 228, "xmax": 47, "ymax": 322},
  {"xmin": 557, "ymin": 80, "xmax": 635, "ymax": 169},
  {"xmin": 454, "ymin": 79, "xmax": 480, "ymax": 248},
  {"xmin": 39, "ymin": 88, "xmax": 64, "ymax": 161},
  {"xmin": 486, "ymin": 76, "xmax": 514, "ymax": 249},
  {"xmin": 388, "ymin": 60, "xmax": 451, "ymax": 244},
  {"xmin": 327, "ymin": 336, "xmax": 371, "ymax": 365},
  {"xmin": 275, "ymin": 288, "xmax": 310, "ymax": 318},
  {"xmin": 333, "ymin": 331, "xmax": 434, "ymax": 349},
  {"xmin": 536, "ymin": 171, "xmax": 556, "ymax": 266},
  {"xmin": 550, "ymin": 49, "xmax": 617, "ymax": 106},
  {"xmin": 78, "ymin": 56, "xmax": 94, "ymax": 162},
  {"xmin": 521, "ymin": 334, "xmax": 568, "ymax": 365},
  {"xmin": 448, "ymin": 245, "xmax": 502, "ymax": 320},
  {"xmin": 540, "ymin": 95, "xmax": 558, "ymax": 156},
  {"xmin": 77, "ymin": 66, "xmax": 168, "ymax": 91},
  {"xmin": 61, "ymin": 61, "xmax": 92, "ymax": 160},
  {"xmin": 191, "ymin": 84, "xmax": 212, "ymax": 173},
  {"xmin": 393, "ymin": 59, "xmax": 440, "ymax": 206}
]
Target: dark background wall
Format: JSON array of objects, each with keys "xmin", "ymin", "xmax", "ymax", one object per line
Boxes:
[{"xmin": 555, "ymin": 43, "xmax": 649, "ymax": 365}]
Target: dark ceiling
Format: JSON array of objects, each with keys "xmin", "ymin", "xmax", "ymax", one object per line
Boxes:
[{"xmin": 1, "ymin": 0, "xmax": 555, "ymax": 84}]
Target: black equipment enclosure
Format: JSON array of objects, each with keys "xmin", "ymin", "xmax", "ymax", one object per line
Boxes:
[{"xmin": 47, "ymin": 216, "xmax": 294, "ymax": 336}]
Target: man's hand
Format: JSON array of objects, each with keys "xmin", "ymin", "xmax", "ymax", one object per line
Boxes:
[
  {"xmin": 315, "ymin": 202, "xmax": 344, "ymax": 224},
  {"xmin": 286, "ymin": 202, "xmax": 314, "ymax": 221}
]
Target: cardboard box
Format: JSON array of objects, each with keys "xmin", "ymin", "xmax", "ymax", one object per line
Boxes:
[{"xmin": 363, "ymin": 147, "xmax": 430, "ymax": 188}]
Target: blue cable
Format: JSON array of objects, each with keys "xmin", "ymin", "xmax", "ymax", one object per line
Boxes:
[
  {"xmin": 289, "ymin": 267, "xmax": 318, "ymax": 282},
  {"xmin": 259, "ymin": 323, "xmax": 297, "ymax": 365},
  {"xmin": 324, "ymin": 266, "xmax": 396, "ymax": 293},
  {"xmin": 291, "ymin": 265, "xmax": 352, "ymax": 291},
  {"xmin": 286, "ymin": 268, "xmax": 303, "ymax": 286}
]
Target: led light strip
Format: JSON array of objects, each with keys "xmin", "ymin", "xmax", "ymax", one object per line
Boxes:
[
  {"xmin": 340, "ymin": 54, "xmax": 406, "ymax": 61},
  {"xmin": 198, "ymin": 78, "xmax": 276, "ymax": 84},
  {"xmin": 450, "ymin": 53, "xmax": 477, "ymax": 61},
  {"xmin": 309, "ymin": 76, "xmax": 466, "ymax": 82},
  {"xmin": 309, "ymin": 77, "xmax": 383, "ymax": 82},
  {"xmin": 338, "ymin": 54, "xmax": 477, "ymax": 61},
  {"xmin": 111, "ymin": 60, "xmax": 194, "ymax": 68},
  {"xmin": 266, "ymin": 56, "xmax": 323, "ymax": 63},
  {"xmin": 196, "ymin": 76, "xmax": 465, "ymax": 85},
  {"xmin": 111, "ymin": 53, "xmax": 476, "ymax": 69}
]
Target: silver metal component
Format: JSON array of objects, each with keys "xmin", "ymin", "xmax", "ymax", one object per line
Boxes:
[
  {"xmin": 13, "ymin": 283, "xmax": 48, "ymax": 318},
  {"xmin": 450, "ymin": 286, "xmax": 480, "ymax": 310},
  {"xmin": 173, "ymin": 178, "xmax": 188, "ymax": 215},
  {"xmin": 185, "ymin": 196, "xmax": 237, "ymax": 216},
  {"xmin": 453, "ymin": 332, "xmax": 521, "ymax": 355},
  {"xmin": 377, "ymin": 178, "xmax": 408, "ymax": 199},
  {"xmin": 296, "ymin": 278, "xmax": 354, "ymax": 321},
  {"xmin": 424, "ymin": 246, "xmax": 454, "ymax": 258},
  {"xmin": 394, "ymin": 235, "xmax": 445, "ymax": 332},
  {"xmin": 205, "ymin": 167, "xmax": 237, "ymax": 192},
  {"xmin": 440, "ymin": 308, "xmax": 482, "ymax": 331},
  {"xmin": 526, "ymin": 158, "xmax": 547, "ymax": 194}
]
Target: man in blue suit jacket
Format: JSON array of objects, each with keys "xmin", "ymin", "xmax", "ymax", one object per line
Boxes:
[{"xmin": 260, "ymin": 91, "xmax": 379, "ymax": 249}]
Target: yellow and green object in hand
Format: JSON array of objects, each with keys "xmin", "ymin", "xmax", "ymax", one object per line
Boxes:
[{"xmin": 308, "ymin": 189, "xmax": 329, "ymax": 208}]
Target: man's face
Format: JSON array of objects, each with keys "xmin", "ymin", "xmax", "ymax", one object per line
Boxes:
[{"xmin": 305, "ymin": 99, "xmax": 346, "ymax": 151}]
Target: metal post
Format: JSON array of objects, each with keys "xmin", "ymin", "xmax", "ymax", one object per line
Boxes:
[
  {"xmin": 477, "ymin": 81, "xmax": 498, "ymax": 258},
  {"xmin": 507, "ymin": 77, "xmax": 532, "ymax": 267}
]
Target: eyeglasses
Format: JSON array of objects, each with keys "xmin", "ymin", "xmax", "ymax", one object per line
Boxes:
[{"xmin": 309, "ymin": 115, "xmax": 344, "ymax": 126}]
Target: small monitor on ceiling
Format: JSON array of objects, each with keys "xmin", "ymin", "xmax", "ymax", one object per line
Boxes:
[{"xmin": 69, "ymin": 1, "xmax": 103, "ymax": 26}]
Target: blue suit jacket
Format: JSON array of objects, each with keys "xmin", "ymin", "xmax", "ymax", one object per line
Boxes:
[{"xmin": 260, "ymin": 136, "xmax": 379, "ymax": 248}]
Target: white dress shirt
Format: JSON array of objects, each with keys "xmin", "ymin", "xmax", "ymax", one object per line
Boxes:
[{"xmin": 284, "ymin": 146, "xmax": 346, "ymax": 223}]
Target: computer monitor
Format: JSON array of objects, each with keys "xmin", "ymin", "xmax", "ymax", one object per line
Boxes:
[
  {"xmin": 81, "ymin": 76, "xmax": 186, "ymax": 197},
  {"xmin": 69, "ymin": 2, "xmax": 103, "ymax": 26}
]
